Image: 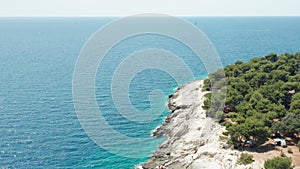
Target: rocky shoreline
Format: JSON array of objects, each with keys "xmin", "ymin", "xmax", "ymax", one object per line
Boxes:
[{"xmin": 139, "ymin": 80, "xmax": 258, "ymax": 169}]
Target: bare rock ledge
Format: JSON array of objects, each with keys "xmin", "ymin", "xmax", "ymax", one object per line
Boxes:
[{"xmin": 139, "ymin": 80, "xmax": 258, "ymax": 169}]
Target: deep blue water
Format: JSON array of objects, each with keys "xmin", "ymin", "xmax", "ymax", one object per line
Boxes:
[{"xmin": 0, "ymin": 17, "xmax": 300, "ymax": 169}]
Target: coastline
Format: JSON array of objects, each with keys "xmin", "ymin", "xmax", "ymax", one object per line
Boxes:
[{"xmin": 139, "ymin": 80, "xmax": 258, "ymax": 169}]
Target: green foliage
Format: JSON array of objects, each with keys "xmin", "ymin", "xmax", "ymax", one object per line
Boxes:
[
  {"xmin": 222, "ymin": 131, "xmax": 229, "ymax": 136},
  {"xmin": 216, "ymin": 111, "xmax": 225, "ymax": 119},
  {"xmin": 265, "ymin": 53, "xmax": 278, "ymax": 62},
  {"xmin": 264, "ymin": 157, "xmax": 292, "ymax": 169},
  {"xmin": 203, "ymin": 91, "xmax": 213, "ymax": 110},
  {"xmin": 204, "ymin": 78, "xmax": 211, "ymax": 86},
  {"xmin": 204, "ymin": 93, "xmax": 212, "ymax": 99},
  {"xmin": 202, "ymin": 79, "xmax": 212, "ymax": 91},
  {"xmin": 227, "ymin": 117, "xmax": 270, "ymax": 146},
  {"xmin": 290, "ymin": 100, "xmax": 300, "ymax": 114},
  {"xmin": 297, "ymin": 141, "xmax": 300, "ymax": 151},
  {"xmin": 272, "ymin": 113, "xmax": 300, "ymax": 135},
  {"xmin": 238, "ymin": 153, "xmax": 254, "ymax": 165},
  {"xmin": 206, "ymin": 53, "xmax": 300, "ymax": 147}
]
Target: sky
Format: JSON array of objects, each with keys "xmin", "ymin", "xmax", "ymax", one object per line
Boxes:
[{"xmin": 0, "ymin": 0, "xmax": 299, "ymax": 17}]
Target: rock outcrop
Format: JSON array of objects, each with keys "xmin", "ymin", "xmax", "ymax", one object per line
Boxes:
[{"xmin": 140, "ymin": 80, "xmax": 254, "ymax": 169}]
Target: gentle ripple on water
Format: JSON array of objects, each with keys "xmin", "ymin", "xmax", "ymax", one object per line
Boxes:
[{"xmin": 0, "ymin": 17, "xmax": 300, "ymax": 169}]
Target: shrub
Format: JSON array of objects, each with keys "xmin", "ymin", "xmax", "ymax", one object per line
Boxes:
[
  {"xmin": 203, "ymin": 93, "xmax": 212, "ymax": 110},
  {"xmin": 202, "ymin": 86, "xmax": 210, "ymax": 91},
  {"xmin": 222, "ymin": 131, "xmax": 229, "ymax": 136},
  {"xmin": 264, "ymin": 157, "xmax": 292, "ymax": 169},
  {"xmin": 203, "ymin": 78, "xmax": 210, "ymax": 85},
  {"xmin": 216, "ymin": 111, "xmax": 225, "ymax": 119},
  {"xmin": 238, "ymin": 153, "xmax": 254, "ymax": 165},
  {"xmin": 202, "ymin": 99, "xmax": 211, "ymax": 110},
  {"xmin": 281, "ymin": 152, "xmax": 287, "ymax": 157},
  {"xmin": 219, "ymin": 135, "xmax": 228, "ymax": 141},
  {"xmin": 202, "ymin": 79, "xmax": 211, "ymax": 91}
]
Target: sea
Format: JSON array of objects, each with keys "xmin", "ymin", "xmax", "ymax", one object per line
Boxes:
[{"xmin": 0, "ymin": 17, "xmax": 300, "ymax": 169}]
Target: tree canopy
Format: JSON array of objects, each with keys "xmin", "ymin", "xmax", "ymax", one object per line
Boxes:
[
  {"xmin": 264, "ymin": 157, "xmax": 292, "ymax": 169},
  {"xmin": 204, "ymin": 53, "xmax": 300, "ymax": 146}
]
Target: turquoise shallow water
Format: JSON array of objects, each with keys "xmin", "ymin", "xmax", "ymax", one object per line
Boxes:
[{"xmin": 0, "ymin": 17, "xmax": 300, "ymax": 168}]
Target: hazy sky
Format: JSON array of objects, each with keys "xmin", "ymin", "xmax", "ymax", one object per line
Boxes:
[{"xmin": 0, "ymin": 0, "xmax": 299, "ymax": 16}]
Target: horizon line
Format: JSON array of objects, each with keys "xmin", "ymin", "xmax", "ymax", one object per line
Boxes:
[{"xmin": 0, "ymin": 15, "xmax": 300, "ymax": 18}]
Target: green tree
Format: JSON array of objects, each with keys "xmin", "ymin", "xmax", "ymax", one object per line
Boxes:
[
  {"xmin": 290, "ymin": 100, "xmax": 300, "ymax": 114},
  {"xmin": 238, "ymin": 153, "xmax": 254, "ymax": 165},
  {"xmin": 270, "ymin": 70, "xmax": 289, "ymax": 82},
  {"xmin": 264, "ymin": 157, "xmax": 292, "ymax": 169},
  {"xmin": 265, "ymin": 53, "xmax": 278, "ymax": 62},
  {"xmin": 280, "ymin": 113, "xmax": 300, "ymax": 135},
  {"xmin": 290, "ymin": 93, "xmax": 300, "ymax": 114},
  {"xmin": 206, "ymin": 53, "xmax": 300, "ymax": 148},
  {"xmin": 243, "ymin": 117, "xmax": 270, "ymax": 145}
]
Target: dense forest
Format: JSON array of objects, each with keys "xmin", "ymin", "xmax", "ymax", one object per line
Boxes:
[{"xmin": 204, "ymin": 53, "xmax": 300, "ymax": 147}]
